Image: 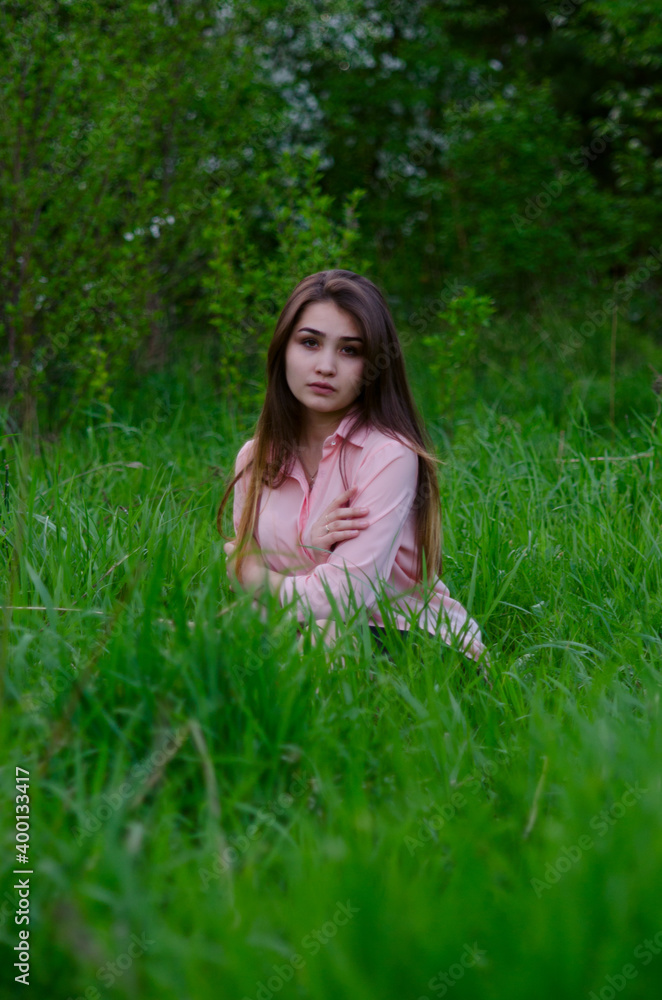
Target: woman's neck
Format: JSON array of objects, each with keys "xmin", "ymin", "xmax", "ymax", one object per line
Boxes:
[{"xmin": 297, "ymin": 402, "xmax": 357, "ymax": 452}]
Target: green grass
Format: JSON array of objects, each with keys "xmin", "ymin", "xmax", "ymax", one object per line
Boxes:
[{"xmin": 1, "ymin": 382, "xmax": 662, "ymax": 1000}]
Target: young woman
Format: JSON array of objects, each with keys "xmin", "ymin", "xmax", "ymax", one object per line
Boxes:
[{"xmin": 218, "ymin": 269, "xmax": 487, "ymax": 665}]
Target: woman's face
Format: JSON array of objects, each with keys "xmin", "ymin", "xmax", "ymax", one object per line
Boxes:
[{"xmin": 285, "ymin": 300, "xmax": 365, "ymax": 422}]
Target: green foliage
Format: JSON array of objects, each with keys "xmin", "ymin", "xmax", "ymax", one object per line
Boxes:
[
  {"xmin": 439, "ymin": 84, "xmax": 627, "ymax": 302},
  {"xmin": 1, "ymin": 0, "xmax": 661, "ymax": 434},
  {"xmin": 563, "ymin": 1, "xmax": 662, "ymax": 259},
  {"xmin": 0, "ymin": 0, "xmax": 173, "ymax": 427},
  {"xmin": 422, "ymin": 287, "xmax": 496, "ymax": 422}
]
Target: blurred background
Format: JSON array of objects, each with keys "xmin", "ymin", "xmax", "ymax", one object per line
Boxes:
[{"xmin": 1, "ymin": 0, "xmax": 661, "ymax": 434}]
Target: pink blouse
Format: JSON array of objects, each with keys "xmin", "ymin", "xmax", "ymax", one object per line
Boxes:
[{"xmin": 232, "ymin": 404, "xmax": 487, "ymax": 662}]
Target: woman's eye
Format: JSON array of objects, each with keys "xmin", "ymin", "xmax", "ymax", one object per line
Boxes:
[{"xmin": 300, "ymin": 338, "xmax": 358, "ymax": 355}]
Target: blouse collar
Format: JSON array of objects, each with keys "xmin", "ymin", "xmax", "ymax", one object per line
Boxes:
[{"xmin": 330, "ymin": 403, "xmax": 371, "ymax": 448}]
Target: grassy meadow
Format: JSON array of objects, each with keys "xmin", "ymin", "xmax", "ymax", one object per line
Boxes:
[{"xmin": 1, "ymin": 349, "xmax": 662, "ymax": 999}]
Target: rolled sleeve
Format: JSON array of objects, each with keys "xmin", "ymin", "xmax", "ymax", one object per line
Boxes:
[{"xmin": 279, "ymin": 442, "xmax": 419, "ymax": 623}]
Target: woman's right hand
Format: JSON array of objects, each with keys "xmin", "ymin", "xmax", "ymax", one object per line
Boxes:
[{"xmin": 308, "ymin": 487, "xmax": 370, "ymax": 555}]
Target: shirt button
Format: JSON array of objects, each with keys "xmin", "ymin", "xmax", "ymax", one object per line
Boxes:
[{"xmin": 331, "ymin": 438, "xmax": 336, "ymax": 446}]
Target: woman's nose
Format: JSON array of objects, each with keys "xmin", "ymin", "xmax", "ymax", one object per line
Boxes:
[{"xmin": 316, "ymin": 352, "xmax": 336, "ymax": 374}]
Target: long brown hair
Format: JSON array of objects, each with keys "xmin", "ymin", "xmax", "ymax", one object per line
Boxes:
[{"xmin": 216, "ymin": 269, "xmax": 443, "ymax": 586}]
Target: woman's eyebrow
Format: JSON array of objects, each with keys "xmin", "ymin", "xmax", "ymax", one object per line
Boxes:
[{"xmin": 298, "ymin": 326, "xmax": 363, "ymax": 342}]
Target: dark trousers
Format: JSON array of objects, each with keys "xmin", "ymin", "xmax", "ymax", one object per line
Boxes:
[
  {"xmin": 367, "ymin": 624, "xmax": 423, "ymax": 661},
  {"xmin": 367, "ymin": 626, "xmax": 482, "ymax": 677}
]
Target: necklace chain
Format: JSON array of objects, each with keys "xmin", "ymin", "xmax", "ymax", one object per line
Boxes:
[
  {"xmin": 297, "ymin": 447, "xmax": 317, "ymax": 485},
  {"xmin": 298, "ymin": 428, "xmax": 340, "ymax": 486}
]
